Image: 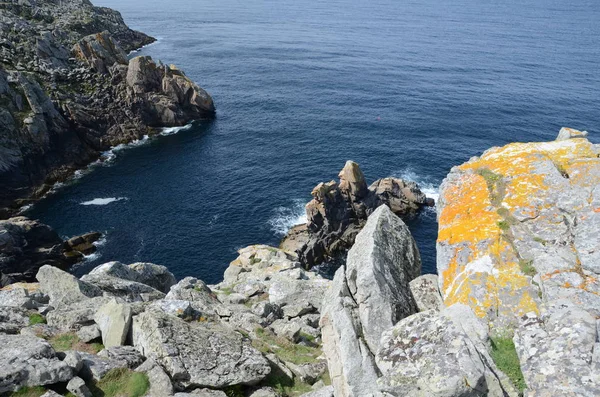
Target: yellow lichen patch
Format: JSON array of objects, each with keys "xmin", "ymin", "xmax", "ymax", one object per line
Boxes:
[{"xmin": 438, "ymin": 173, "xmax": 502, "ymax": 245}]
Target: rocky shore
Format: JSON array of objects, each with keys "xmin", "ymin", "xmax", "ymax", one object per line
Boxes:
[
  {"xmin": 1, "ymin": 128, "xmax": 598, "ymax": 397},
  {"xmin": 0, "ymin": 0, "xmax": 215, "ymax": 217}
]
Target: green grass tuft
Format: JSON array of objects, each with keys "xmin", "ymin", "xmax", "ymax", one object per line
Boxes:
[
  {"xmin": 490, "ymin": 336, "xmax": 527, "ymax": 392},
  {"xmin": 49, "ymin": 332, "xmax": 78, "ymax": 351},
  {"xmin": 519, "ymin": 259, "xmax": 537, "ymax": 276},
  {"xmin": 9, "ymin": 386, "xmax": 47, "ymax": 397},
  {"xmin": 92, "ymin": 368, "xmax": 149, "ymax": 397},
  {"xmin": 252, "ymin": 328, "xmax": 321, "ymax": 365},
  {"xmin": 28, "ymin": 313, "xmax": 46, "ymax": 326}
]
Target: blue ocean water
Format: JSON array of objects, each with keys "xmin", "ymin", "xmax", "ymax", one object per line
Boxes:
[{"xmin": 26, "ymin": 0, "xmax": 600, "ymax": 283}]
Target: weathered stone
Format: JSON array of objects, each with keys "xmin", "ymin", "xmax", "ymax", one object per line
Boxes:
[
  {"xmin": 36, "ymin": 265, "xmax": 101, "ymax": 308},
  {"xmin": 72, "ymin": 31, "xmax": 128, "ymax": 74},
  {"xmin": 81, "ymin": 272, "xmax": 165, "ymax": 303},
  {"xmin": 284, "ymin": 162, "xmax": 431, "ymax": 268},
  {"xmin": 249, "ymin": 387, "xmax": 281, "ymax": 397},
  {"xmin": 78, "ymin": 351, "xmax": 122, "ymax": 382},
  {"xmin": 270, "ymin": 319, "xmax": 301, "ymax": 342},
  {"xmin": 320, "ymin": 205, "xmax": 421, "ymax": 397},
  {"xmin": 76, "ymin": 324, "xmax": 101, "ymax": 343},
  {"xmin": 129, "ymin": 262, "xmax": 176, "ymax": 293},
  {"xmin": 135, "ymin": 358, "xmax": 174, "ymax": 397},
  {"xmin": 94, "ymin": 299, "xmax": 132, "ymax": 347},
  {"xmin": 67, "ymin": 376, "xmax": 92, "ymax": 397},
  {"xmin": 0, "ymin": 306, "xmax": 29, "ymax": 334},
  {"xmin": 165, "ymin": 277, "xmax": 223, "ymax": 318},
  {"xmin": 132, "ymin": 309, "xmax": 271, "ymax": 389},
  {"xmin": 299, "ymin": 386, "xmax": 335, "ymax": 397},
  {"xmin": 0, "ymin": 334, "xmax": 73, "ymax": 393},
  {"xmin": 377, "ymin": 305, "xmax": 516, "ymax": 397},
  {"xmin": 409, "ymin": 274, "xmax": 444, "ymax": 312},
  {"xmin": 46, "ymin": 297, "xmax": 112, "ymax": 331},
  {"xmin": 514, "ymin": 300, "xmax": 599, "ymax": 396},
  {"xmin": 62, "ymin": 350, "xmax": 83, "ymax": 373},
  {"xmin": 97, "ymin": 346, "xmax": 145, "ymax": 369}
]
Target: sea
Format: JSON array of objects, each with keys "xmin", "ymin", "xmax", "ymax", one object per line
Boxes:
[{"xmin": 25, "ymin": 0, "xmax": 600, "ymax": 283}]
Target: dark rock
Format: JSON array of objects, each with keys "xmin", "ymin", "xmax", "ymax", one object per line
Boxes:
[
  {"xmin": 0, "ymin": 0, "xmax": 214, "ymax": 215},
  {"xmin": 286, "ymin": 161, "xmax": 432, "ymax": 268}
]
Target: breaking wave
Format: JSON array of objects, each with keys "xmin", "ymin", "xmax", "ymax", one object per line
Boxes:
[
  {"xmin": 80, "ymin": 197, "xmax": 128, "ymax": 206},
  {"xmin": 268, "ymin": 199, "xmax": 308, "ymax": 236}
]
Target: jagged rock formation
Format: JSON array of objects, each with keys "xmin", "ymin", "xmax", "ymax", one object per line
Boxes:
[
  {"xmin": 437, "ymin": 128, "xmax": 600, "ymax": 395},
  {"xmin": 0, "ymin": 0, "xmax": 215, "ymax": 215},
  {"xmin": 0, "ymin": 216, "xmax": 100, "ymax": 287},
  {"xmin": 0, "ymin": 246, "xmax": 333, "ymax": 395},
  {"xmin": 319, "ymin": 205, "xmax": 420, "ymax": 396},
  {"xmin": 281, "ymin": 160, "xmax": 433, "ymax": 268}
]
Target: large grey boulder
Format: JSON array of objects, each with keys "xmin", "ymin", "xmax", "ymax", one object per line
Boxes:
[
  {"xmin": 93, "ymin": 299, "xmax": 132, "ymax": 347},
  {"xmin": 165, "ymin": 276, "xmax": 224, "ymax": 318},
  {"xmin": 98, "ymin": 346, "xmax": 145, "ymax": 369},
  {"xmin": 67, "ymin": 376, "xmax": 93, "ymax": 397},
  {"xmin": 131, "ymin": 309, "xmax": 270, "ymax": 389},
  {"xmin": 78, "ymin": 351, "xmax": 122, "ymax": 382},
  {"xmin": 320, "ymin": 205, "xmax": 421, "ymax": 397},
  {"xmin": 376, "ymin": 305, "xmax": 517, "ymax": 397},
  {"xmin": 514, "ymin": 300, "xmax": 599, "ymax": 396},
  {"xmin": 0, "ymin": 334, "xmax": 73, "ymax": 393},
  {"xmin": 46, "ymin": 297, "xmax": 112, "ymax": 331},
  {"xmin": 129, "ymin": 262, "xmax": 177, "ymax": 293},
  {"xmin": 345, "ymin": 205, "xmax": 421, "ymax": 352},
  {"xmin": 36, "ymin": 265, "xmax": 102, "ymax": 308}
]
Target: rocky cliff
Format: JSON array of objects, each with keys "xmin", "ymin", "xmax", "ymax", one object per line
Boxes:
[
  {"xmin": 437, "ymin": 127, "xmax": 599, "ymax": 396},
  {"xmin": 1, "ymin": 130, "xmax": 599, "ymax": 396},
  {"xmin": 0, "ymin": 0, "xmax": 215, "ymax": 216}
]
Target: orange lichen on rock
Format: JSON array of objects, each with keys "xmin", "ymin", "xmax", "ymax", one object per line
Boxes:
[{"xmin": 437, "ymin": 137, "xmax": 600, "ymax": 328}]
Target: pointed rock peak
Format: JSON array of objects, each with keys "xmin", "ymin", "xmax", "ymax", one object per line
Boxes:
[{"xmin": 338, "ymin": 160, "xmax": 368, "ymax": 200}]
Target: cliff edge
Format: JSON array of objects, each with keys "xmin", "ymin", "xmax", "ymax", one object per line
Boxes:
[{"xmin": 0, "ymin": 0, "xmax": 215, "ymax": 216}]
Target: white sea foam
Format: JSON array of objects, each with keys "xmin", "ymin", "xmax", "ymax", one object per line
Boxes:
[
  {"xmin": 127, "ymin": 38, "xmax": 161, "ymax": 56},
  {"xmin": 161, "ymin": 123, "xmax": 192, "ymax": 136},
  {"xmin": 80, "ymin": 197, "xmax": 128, "ymax": 206},
  {"xmin": 268, "ymin": 199, "xmax": 308, "ymax": 236},
  {"xmin": 393, "ymin": 168, "xmax": 440, "ymax": 204}
]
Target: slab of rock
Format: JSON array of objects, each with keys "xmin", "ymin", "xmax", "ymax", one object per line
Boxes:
[
  {"xmin": 556, "ymin": 127, "xmax": 588, "ymax": 141},
  {"xmin": 46, "ymin": 297, "xmax": 112, "ymax": 331},
  {"xmin": 320, "ymin": 205, "xmax": 421, "ymax": 397},
  {"xmin": 78, "ymin": 351, "xmax": 122, "ymax": 382},
  {"xmin": 376, "ymin": 305, "xmax": 517, "ymax": 397},
  {"xmin": 300, "ymin": 386, "xmax": 335, "ymax": 397},
  {"xmin": 0, "ymin": 334, "xmax": 73, "ymax": 393},
  {"xmin": 81, "ymin": 272, "xmax": 165, "ymax": 303},
  {"xmin": 98, "ymin": 346, "xmax": 145, "ymax": 369},
  {"xmin": 94, "ymin": 299, "xmax": 132, "ymax": 347},
  {"xmin": 135, "ymin": 358, "xmax": 174, "ymax": 397},
  {"xmin": 36, "ymin": 265, "xmax": 102, "ymax": 308},
  {"xmin": 514, "ymin": 300, "xmax": 599, "ymax": 396},
  {"xmin": 132, "ymin": 309, "xmax": 271, "ymax": 389},
  {"xmin": 129, "ymin": 262, "xmax": 177, "ymax": 293},
  {"xmin": 76, "ymin": 324, "xmax": 101, "ymax": 343},
  {"xmin": 67, "ymin": 376, "xmax": 93, "ymax": 397},
  {"xmin": 409, "ymin": 274, "xmax": 444, "ymax": 312},
  {"xmin": 0, "ymin": 306, "xmax": 29, "ymax": 334},
  {"xmin": 165, "ymin": 276, "xmax": 223, "ymax": 318},
  {"xmin": 72, "ymin": 31, "xmax": 128, "ymax": 74}
]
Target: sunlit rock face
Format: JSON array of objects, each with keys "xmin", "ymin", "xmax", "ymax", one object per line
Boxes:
[{"xmin": 437, "ymin": 129, "xmax": 600, "ymax": 395}]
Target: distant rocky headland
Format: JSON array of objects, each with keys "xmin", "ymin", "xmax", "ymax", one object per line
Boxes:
[{"xmin": 0, "ymin": 0, "xmax": 215, "ymax": 218}]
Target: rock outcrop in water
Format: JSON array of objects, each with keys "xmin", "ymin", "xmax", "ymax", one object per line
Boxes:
[
  {"xmin": 281, "ymin": 160, "xmax": 433, "ymax": 268},
  {"xmin": 0, "ymin": 0, "xmax": 215, "ymax": 216},
  {"xmin": 0, "ymin": 216, "xmax": 100, "ymax": 287}
]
